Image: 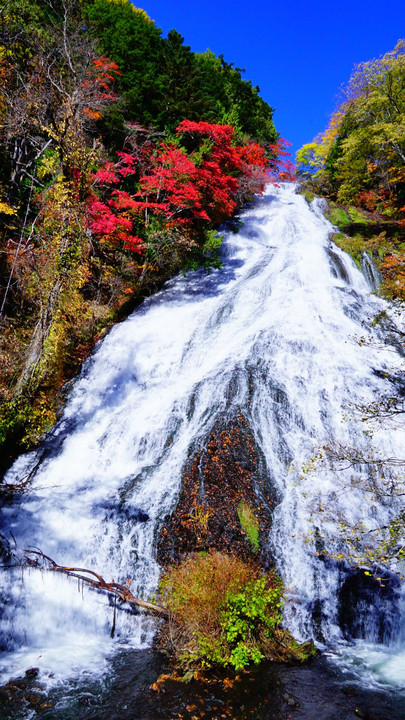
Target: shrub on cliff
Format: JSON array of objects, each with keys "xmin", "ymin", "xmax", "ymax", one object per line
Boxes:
[{"xmin": 158, "ymin": 551, "xmax": 314, "ymax": 671}]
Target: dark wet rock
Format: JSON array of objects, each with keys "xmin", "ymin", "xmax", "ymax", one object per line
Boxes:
[
  {"xmin": 282, "ymin": 691, "xmax": 299, "ymax": 707},
  {"xmin": 133, "ymin": 509, "xmax": 150, "ymax": 523},
  {"xmin": 94, "ymin": 500, "xmax": 150, "ymax": 524},
  {"xmin": 0, "ymin": 533, "xmax": 14, "ymax": 563},
  {"xmin": 354, "ymin": 709, "xmax": 383, "ymax": 720},
  {"xmin": 0, "ymin": 669, "xmax": 47, "ymax": 716},
  {"xmin": 338, "ymin": 568, "xmax": 401, "ymax": 643},
  {"xmin": 157, "ymin": 413, "xmax": 274, "ymax": 567},
  {"xmin": 78, "ymin": 692, "xmax": 98, "ymax": 706},
  {"xmin": 326, "ymin": 248, "xmax": 351, "ymax": 283}
]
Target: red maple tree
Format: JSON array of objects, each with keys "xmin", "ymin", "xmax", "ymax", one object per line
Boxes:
[{"xmin": 87, "ymin": 120, "xmax": 295, "ymax": 253}]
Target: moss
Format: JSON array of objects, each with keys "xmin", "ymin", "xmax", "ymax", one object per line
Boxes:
[
  {"xmin": 347, "ymin": 206, "xmax": 372, "ymax": 224},
  {"xmin": 326, "ymin": 203, "xmax": 377, "ymax": 233},
  {"xmin": 238, "ymin": 501, "xmax": 259, "ymax": 551},
  {"xmin": 320, "ymin": 198, "xmax": 405, "ymax": 300},
  {"xmin": 327, "ymin": 202, "xmax": 390, "ymax": 269},
  {"xmin": 325, "ymin": 204, "xmax": 351, "ymax": 229},
  {"xmin": 301, "ymin": 189, "xmax": 316, "ymax": 204},
  {"xmin": 331, "ymin": 232, "xmax": 363, "ymax": 268}
]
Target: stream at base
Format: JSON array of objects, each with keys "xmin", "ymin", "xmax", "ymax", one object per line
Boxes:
[
  {"xmin": 0, "ymin": 184, "xmax": 404, "ymax": 716},
  {"xmin": 1, "ymin": 649, "xmax": 404, "ymax": 720}
]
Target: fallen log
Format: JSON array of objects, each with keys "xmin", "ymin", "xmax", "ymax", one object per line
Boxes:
[{"xmin": 24, "ymin": 548, "xmax": 169, "ymax": 617}]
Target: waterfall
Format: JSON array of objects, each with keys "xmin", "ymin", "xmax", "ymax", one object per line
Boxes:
[
  {"xmin": 0, "ymin": 184, "xmax": 404, "ymax": 691},
  {"xmin": 361, "ymin": 250, "xmax": 382, "ymax": 290}
]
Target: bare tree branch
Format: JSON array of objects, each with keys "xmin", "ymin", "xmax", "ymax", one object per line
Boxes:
[{"xmin": 23, "ymin": 549, "xmax": 169, "ymax": 617}]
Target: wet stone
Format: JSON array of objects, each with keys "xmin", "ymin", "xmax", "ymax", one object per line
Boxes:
[
  {"xmin": 338, "ymin": 568, "xmax": 401, "ymax": 643},
  {"xmin": 157, "ymin": 413, "xmax": 274, "ymax": 567}
]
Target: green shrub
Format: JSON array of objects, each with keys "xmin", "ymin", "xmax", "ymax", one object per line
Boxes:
[{"xmin": 158, "ymin": 551, "xmax": 300, "ymax": 671}]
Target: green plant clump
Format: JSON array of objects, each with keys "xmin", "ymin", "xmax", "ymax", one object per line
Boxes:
[
  {"xmin": 237, "ymin": 501, "xmax": 259, "ymax": 551},
  {"xmin": 220, "ymin": 575, "xmax": 282, "ymax": 669},
  {"xmin": 158, "ymin": 551, "xmax": 313, "ymax": 671}
]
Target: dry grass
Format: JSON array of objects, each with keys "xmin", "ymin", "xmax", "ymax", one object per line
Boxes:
[{"xmin": 161, "ymin": 552, "xmax": 254, "ymax": 636}]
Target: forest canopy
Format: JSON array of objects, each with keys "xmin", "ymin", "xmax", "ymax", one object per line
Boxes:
[{"xmin": 296, "ymin": 40, "xmax": 405, "ymax": 215}]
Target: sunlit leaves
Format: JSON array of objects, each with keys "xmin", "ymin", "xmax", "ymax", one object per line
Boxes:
[
  {"xmin": 296, "ymin": 40, "xmax": 405, "ymax": 215},
  {"xmin": 88, "ymin": 120, "xmax": 293, "ymax": 258}
]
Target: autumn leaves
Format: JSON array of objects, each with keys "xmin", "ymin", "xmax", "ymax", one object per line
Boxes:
[{"xmin": 88, "ymin": 120, "xmax": 294, "ymax": 268}]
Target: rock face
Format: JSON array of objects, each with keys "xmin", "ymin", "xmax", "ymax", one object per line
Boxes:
[
  {"xmin": 338, "ymin": 568, "xmax": 401, "ymax": 644},
  {"xmin": 157, "ymin": 413, "xmax": 275, "ymax": 567}
]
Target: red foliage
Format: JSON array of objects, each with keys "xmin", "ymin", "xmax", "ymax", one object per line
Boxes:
[
  {"xmin": 138, "ymin": 144, "xmax": 205, "ymax": 223},
  {"xmin": 87, "ymin": 120, "xmax": 294, "ymax": 254},
  {"xmin": 356, "ymin": 190, "xmax": 378, "ymax": 212},
  {"xmin": 381, "ymin": 253, "xmax": 405, "ymax": 277},
  {"xmin": 87, "ymin": 192, "xmax": 144, "ymax": 254},
  {"xmin": 82, "ymin": 58, "xmax": 121, "ymax": 120},
  {"xmin": 267, "ymin": 139, "xmax": 296, "ymax": 183},
  {"xmin": 380, "ymin": 252, "xmax": 405, "ymax": 299},
  {"xmin": 93, "ymin": 162, "xmax": 120, "ymax": 185}
]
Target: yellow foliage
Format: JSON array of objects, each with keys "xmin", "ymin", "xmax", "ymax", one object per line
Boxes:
[
  {"xmin": 316, "ymin": 110, "xmax": 345, "ymax": 146},
  {"xmin": 106, "ymin": 0, "xmax": 152, "ymax": 23},
  {"xmin": 388, "ymin": 166, "xmax": 405, "ymax": 183},
  {"xmin": 36, "ymin": 151, "xmax": 60, "ymax": 181},
  {"xmin": 296, "ymin": 110, "xmax": 345, "ymax": 178},
  {"xmin": 0, "ymin": 201, "xmax": 16, "ymax": 215}
]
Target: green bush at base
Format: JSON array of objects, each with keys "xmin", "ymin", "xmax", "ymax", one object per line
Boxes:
[{"xmin": 158, "ymin": 551, "xmax": 315, "ymax": 671}]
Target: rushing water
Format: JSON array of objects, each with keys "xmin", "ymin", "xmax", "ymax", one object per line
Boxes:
[{"xmin": 0, "ymin": 184, "xmax": 404, "ymax": 706}]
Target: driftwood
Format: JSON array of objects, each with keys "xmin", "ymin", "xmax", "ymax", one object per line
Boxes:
[{"xmin": 24, "ymin": 548, "xmax": 169, "ymax": 617}]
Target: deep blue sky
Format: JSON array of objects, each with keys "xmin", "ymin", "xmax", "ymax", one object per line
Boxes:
[{"xmin": 132, "ymin": 0, "xmax": 405, "ymax": 156}]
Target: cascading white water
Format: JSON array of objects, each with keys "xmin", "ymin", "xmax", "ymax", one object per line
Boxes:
[{"xmin": 0, "ymin": 184, "xmax": 404, "ymax": 691}]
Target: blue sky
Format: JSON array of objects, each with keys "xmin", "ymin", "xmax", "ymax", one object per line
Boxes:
[{"xmin": 133, "ymin": 0, "xmax": 405, "ymax": 156}]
